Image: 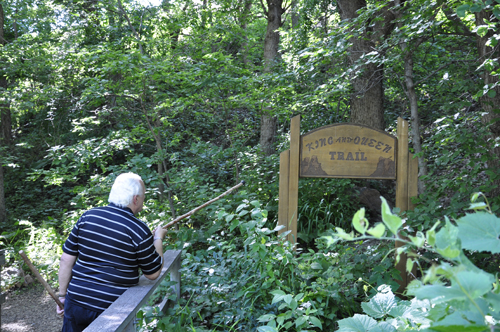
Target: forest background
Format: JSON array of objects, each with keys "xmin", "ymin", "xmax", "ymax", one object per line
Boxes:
[{"xmin": 1, "ymin": 0, "xmax": 500, "ymax": 331}]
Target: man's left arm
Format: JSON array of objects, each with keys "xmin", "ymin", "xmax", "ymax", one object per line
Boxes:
[{"xmin": 57, "ymin": 252, "xmax": 77, "ymax": 315}]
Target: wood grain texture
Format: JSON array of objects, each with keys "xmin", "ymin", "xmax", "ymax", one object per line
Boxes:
[
  {"xmin": 300, "ymin": 124, "xmax": 397, "ymax": 179},
  {"xmin": 287, "ymin": 116, "xmax": 301, "ymax": 244},
  {"xmin": 278, "ymin": 150, "xmax": 290, "ymax": 239},
  {"xmin": 84, "ymin": 250, "xmax": 182, "ymax": 332},
  {"xmin": 395, "ymin": 117, "xmax": 410, "ymax": 290}
]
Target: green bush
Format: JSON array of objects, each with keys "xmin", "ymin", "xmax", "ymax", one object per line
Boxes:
[{"xmin": 325, "ymin": 194, "xmax": 500, "ymax": 332}]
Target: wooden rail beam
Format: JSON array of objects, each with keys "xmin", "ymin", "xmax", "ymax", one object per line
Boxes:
[{"xmin": 84, "ymin": 250, "xmax": 182, "ymax": 332}]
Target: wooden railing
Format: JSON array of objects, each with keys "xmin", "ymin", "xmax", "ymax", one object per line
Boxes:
[
  {"xmin": 0, "ymin": 250, "xmax": 5, "ymax": 327},
  {"xmin": 84, "ymin": 250, "xmax": 182, "ymax": 332}
]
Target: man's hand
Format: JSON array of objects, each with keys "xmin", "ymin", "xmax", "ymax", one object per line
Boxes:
[
  {"xmin": 56, "ymin": 297, "xmax": 65, "ymax": 316},
  {"xmin": 154, "ymin": 226, "xmax": 168, "ymax": 241}
]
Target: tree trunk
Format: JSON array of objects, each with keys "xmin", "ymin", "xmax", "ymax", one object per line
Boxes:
[
  {"xmin": 239, "ymin": 0, "xmax": 252, "ymax": 67},
  {"xmin": 475, "ymin": 9, "xmax": 500, "ymax": 198},
  {"xmin": 0, "ymin": 163, "xmax": 5, "ymax": 224},
  {"xmin": 0, "ymin": 3, "xmax": 12, "ymax": 143},
  {"xmin": 395, "ymin": 0, "xmax": 427, "ymax": 194},
  {"xmin": 336, "ymin": 0, "xmax": 393, "ymax": 130},
  {"xmin": 0, "ymin": 2, "xmax": 7, "ymax": 224},
  {"xmin": 260, "ymin": 0, "xmax": 283, "ymax": 156}
]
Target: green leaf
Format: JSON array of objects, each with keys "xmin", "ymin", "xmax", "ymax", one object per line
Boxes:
[
  {"xmin": 436, "ymin": 245, "xmax": 461, "ymax": 259},
  {"xmin": 271, "ymin": 290, "xmax": 286, "ymax": 304},
  {"xmin": 368, "ymin": 322, "xmax": 397, "ymax": 332},
  {"xmin": 429, "ymin": 310, "xmax": 488, "ymax": 332},
  {"xmin": 457, "ymin": 213, "xmax": 500, "ymax": 253},
  {"xmin": 361, "ymin": 287, "xmax": 397, "ymax": 319},
  {"xmin": 415, "ymin": 270, "xmax": 494, "ymax": 304},
  {"xmin": 470, "ymin": 4, "xmax": 483, "ymax": 13},
  {"xmin": 257, "ymin": 327, "xmax": 278, "ymax": 332},
  {"xmin": 435, "ymin": 219, "xmax": 461, "ymax": 259},
  {"xmin": 467, "ymin": 202, "xmax": 488, "ymax": 211},
  {"xmin": 367, "ymin": 223, "xmax": 386, "ymax": 238},
  {"xmin": 311, "ymin": 262, "xmax": 323, "ymax": 269},
  {"xmin": 426, "ymin": 221, "xmax": 440, "ymax": 246},
  {"xmin": 309, "ymin": 316, "xmax": 323, "ymax": 329},
  {"xmin": 409, "ymin": 231, "xmax": 425, "ymax": 248},
  {"xmin": 406, "ymin": 258, "xmax": 414, "ymax": 273},
  {"xmin": 476, "ymin": 25, "xmax": 489, "ymax": 37},
  {"xmin": 294, "ymin": 293, "xmax": 304, "ymax": 302},
  {"xmin": 484, "ymin": 292, "xmax": 500, "ymax": 313},
  {"xmin": 456, "ymin": 4, "xmax": 470, "ymax": 17},
  {"xmin": 352, "ymin": 208, "xmax": 368, "ymax": 235},
  {"xmin": 258, "ymin": 314, "xmax": 276, "ymax": 322},
  {"xmin": 295, "ymin": 316, "xmax": 307, "ymax": 328},
  {"xmin": 381, "ymin": 197, "xmax": 402, "ymax": 236},
  {"xmin": 414, "ymin": 285, "xmax": 466, "ymax": 304},
  {"xmin": 337, "ymin": 314, "xmax": 377, "ymax": 332},
  {"xmin": 454, "ymin": 270, "xmax": 494, "ymax": 299},
  {"xmin": 336, "ymin": 227, "xmax": 355, "ymax": 240}
]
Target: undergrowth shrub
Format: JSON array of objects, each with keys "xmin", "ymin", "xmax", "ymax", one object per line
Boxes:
[
  {"xmin": 324, "ymin": 194, "xmax": 500, "ymax": 332},
  {"xmin": 407, "ymin": 113, "xmax": 499, "ymax": 231},
  {"xmin": 138, "ymin": 198, "xmax": 400, "ymax": 332}
]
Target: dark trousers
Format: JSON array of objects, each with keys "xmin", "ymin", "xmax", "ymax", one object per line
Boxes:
[{"xmin": 62, "ymin": 294, "xmax": 102, "ymax": 332}]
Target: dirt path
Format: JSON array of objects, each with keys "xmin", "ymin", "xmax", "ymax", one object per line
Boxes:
[{"xmin": 1, "ymin": 285, "xmax": 63, "ymax": 332}]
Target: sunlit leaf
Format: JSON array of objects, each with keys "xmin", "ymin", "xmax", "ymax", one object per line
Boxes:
[{"xmin": 457, "ymin": 213, "xmax": 500, "ymax": 253}]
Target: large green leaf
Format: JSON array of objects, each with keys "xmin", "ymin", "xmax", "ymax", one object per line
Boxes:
[
  {"xmin": 429, "ymin": 310, "xmax": 488, "ymax": 332},
  {"xmin": 414, "ymin": 285, "xmax": 465, "ymax": 304},
  {"xmin": 435, "ymin": 220, "xmax": 461, "ymax": 259},
  {"xmin": 337, "ymin": 314, "xmax": 377, "ymax": 332},
  {"xmin": 457, "ymin": 213, "xmax": 500, "ymax": 253},
  {"xmin": 415, "ymin": 270, "xmax": 494, "ymax": 304},
  {"xmin": 454, "ymin": 270, "xmax": 494, "ymax": 299},
  {"xmin": 380, "ymin": 197, "xmax": 402, "ymax": 236},
  {"xmin": 361, "ymin": 288, "xmax": 397, "ymax": 319},
  {"xmin": 368, "ymin": 322, "xmax": 396, "ymax": 332}
]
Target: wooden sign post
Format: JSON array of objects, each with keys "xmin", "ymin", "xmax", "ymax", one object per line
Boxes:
[{"xmin": 278, "ymin": 115, "xmax": 418, "ymax": 288}]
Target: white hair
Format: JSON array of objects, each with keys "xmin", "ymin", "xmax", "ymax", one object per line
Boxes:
[{"xmin": 108, "ymin": 173, "xmax": 144, "ymax": 207}]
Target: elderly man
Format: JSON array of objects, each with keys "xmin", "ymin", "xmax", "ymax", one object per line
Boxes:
[{"xmin": 56, "ymin": 172, "xmax": 167, "ymax": 332}]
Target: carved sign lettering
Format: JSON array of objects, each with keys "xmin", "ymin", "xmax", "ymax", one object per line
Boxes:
[{"xmin": 300, "ymin": 124, "xmax": 397, "ymax": 179}]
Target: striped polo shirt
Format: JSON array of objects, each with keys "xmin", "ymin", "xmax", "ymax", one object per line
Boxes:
[{"xmin": 62, "ymin": 203, "xmax": 163, "ymax": 312}]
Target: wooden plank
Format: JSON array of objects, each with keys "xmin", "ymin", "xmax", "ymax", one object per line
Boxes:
[
  {"xmin": 396, "ymin": 117, "xmax": 409, "ymax": 212},
  {"xmin": 300, "ymin": 124, "xmax": 397, "ymax": 179},
  {"xmin": 395, "ymin": 117, "xmax": 409, "ymax": 290},
  {"xmin": 278, "ymin": 150, "xmax": 290, "ymax": 238},
  {"xmin": 287, "ymin": 115, "xmax": 301, "ymax": 244},
  {"xmin": 84, "ymin": 250, "xmax": 182, "ymax": 332},
  {"xmin": 408, "ymin": 153, "xmax": 419, "ymax": 211}
]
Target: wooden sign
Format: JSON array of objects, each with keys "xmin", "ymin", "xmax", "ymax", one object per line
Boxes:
[
  {"xmin": 300, "ymin": 124, "xmax": 397, "ymax": 179},
  {"xmin": 278, "ymin": 116, "xmax": 418, "ymax": 290}
]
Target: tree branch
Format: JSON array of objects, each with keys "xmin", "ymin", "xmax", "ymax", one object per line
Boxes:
[
  {"xmin": 116, "ymin": 0, "xmax": 145, "ymax": 55},
  {"xmin": 259, "ymin": 0, "xmax": 268, "ymax": 17}
]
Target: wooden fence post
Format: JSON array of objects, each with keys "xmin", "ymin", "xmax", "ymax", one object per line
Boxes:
[
  {"xmin": 395, "ymin": 117, "xmax": 418, "ymax": 290},
  {"xmin": 287, "ymin": 115, "xmax": 301, "ymax": 244}
]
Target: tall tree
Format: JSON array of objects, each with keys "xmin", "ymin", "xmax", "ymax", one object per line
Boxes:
[
  {"xmin": 260, "ymin": 0, "xmax": 286, "ymax": 155},
  {"xmin": 474, "ymin": 6, "xmax": 500, "ymax": 199},
  {"xmin": 0, "ymin": 2, "xmax": 8, "ymax": 224},
  {"xmin": 336, "ymin": 0, "xmax": 394, "ymax": 130},
  {"xmin": 0, "ymin": 3, "xmax": 11, "ymax": 143}
]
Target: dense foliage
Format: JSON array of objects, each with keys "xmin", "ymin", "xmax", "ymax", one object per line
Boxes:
[{"xmin": 1, "ymin": 0, "xmax": 500, "ymax": 331}]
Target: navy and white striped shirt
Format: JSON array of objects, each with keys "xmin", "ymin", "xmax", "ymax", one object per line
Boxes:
[{"xmin": 63, "ymin": 203, "xmax": 163, "ymax": 312}]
